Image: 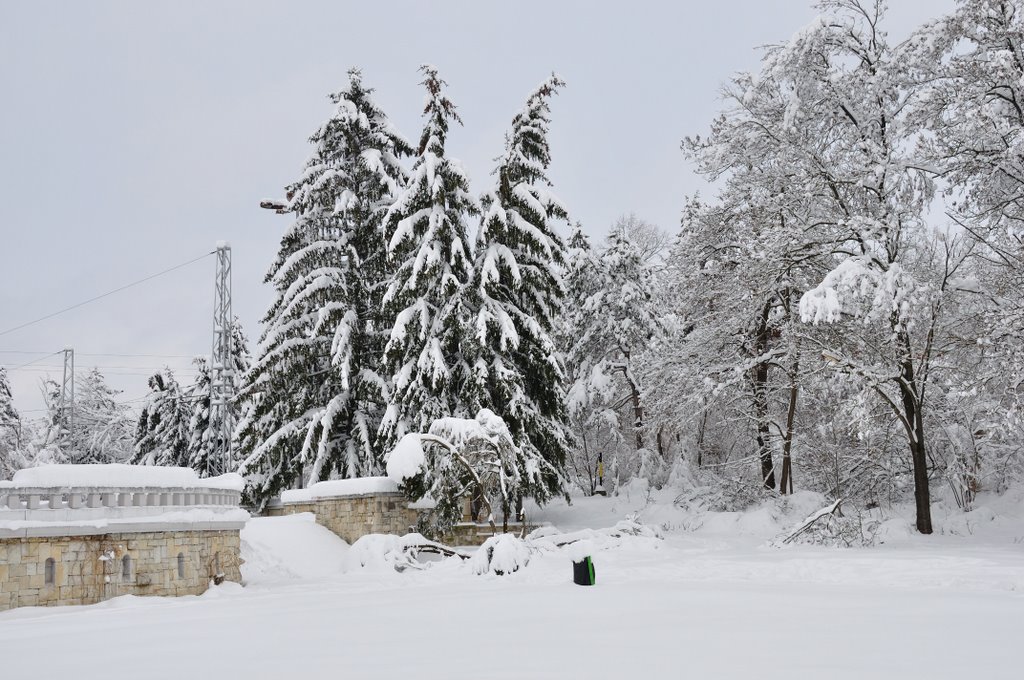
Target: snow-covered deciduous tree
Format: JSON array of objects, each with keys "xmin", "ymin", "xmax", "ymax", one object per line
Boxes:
[
  {"xmin": 132, "ymin": 371, "xmax": 191, "ymax": 468},
  {"xmin": 650, "ymin": 193, "xmax": 814, "ymax": 494},
  {"xmin": 557, "ymin": 222, "xmax": 611, "ymax": 494},
  {"xmin": 237, "ymin": 69, "xmax": 411, "ymax": 506},
  {"xmin": 385, "ymin": 409, "xmax": 558, "ymax": 535},
  {"xmin": 559, "ymin": 220, "xmax": 666, "ymax": 494},
  {"xmin": 612, "ymin": 213, "xmax": 671, "ymax": 264},
  {"xmin": 378, "ymin": 65, "xmax": 478, "ymax": 450},
  {"xmin": 31, "ymin": 369, "xmax": 134, "ymax": 466},
  {"xmin": 908, "ymin": 0, "xmax": 1024, "ymax": 492},
  {"xmin": 470, "ymin": 74, "xmax": 572, "ymax": 505},
  {"xmin": 567, "ymin": 227, "xmax": 661, "ymax": 457},
  {"xmin": 67, "ymin": 368, "xmax": 135, "ymax": 464},
  {"xmin": 655, "ymin": 0, "xmax": 1014, "ymax": 529}
]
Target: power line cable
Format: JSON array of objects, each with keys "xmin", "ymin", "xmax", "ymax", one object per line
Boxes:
[
  {"xmin": 0, "ymin": 251, "xmax": 214, "ymax": 338},
  {"xmin": 7, "ymin": 351, "xmax": 62, "ymax": 372},
  {"xmin": 0, "ymin": 350, "xmax": 199, "ymax": 359},
  {"xmin": 3, "ymin": 363, "xmax": 200, "ymax": 371}
]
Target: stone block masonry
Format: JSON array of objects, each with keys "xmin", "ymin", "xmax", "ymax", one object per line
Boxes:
[
  {"xmin": 269, "ymin": 485, "xmax": 533, "ymax": 547},
  {"xmin": 273, "ymin": 492, "xmax": 420, "ymax": 544},
  {"xmin": 269, "ymin": 477, "xmax": 538, "ymax": 547},
  {"xmin": 0, "ymin": 529, "xmax": 242, "ymax": 612}
]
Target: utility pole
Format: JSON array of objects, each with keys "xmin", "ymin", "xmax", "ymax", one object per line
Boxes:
[
  {"xmin": 210, "ymin": 242, "xmax": 234, "ymax": 475},
  {"xmin": 58, "ymin": 347, "xmax": 74, "ymax": 442}
]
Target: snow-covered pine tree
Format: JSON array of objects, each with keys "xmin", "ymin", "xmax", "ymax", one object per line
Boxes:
[
  {"xmin": 0, "ymin": 367, "xmax": 21, "ymax": 477},
  {"xmin": 379, "ymin": 65, "xmax": 479, "ymax": 450},
  {"xmin": 131, "ymin": 370, "xmax": 191, "ymax": 467},
  {"xmin": 189, "ymin": 318, "xmax": 251, "ymax": 477},
  {"xmin": 470, "ymin": 74, "xmax": 572, "ymax": 503},
  {"xmin": 237, "ymin": 70, "xmax": 411, "ymax": 505}
]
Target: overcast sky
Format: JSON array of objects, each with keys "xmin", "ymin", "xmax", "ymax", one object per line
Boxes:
[{"xmin": 0, "ymin": 0, "xmax": 953, "ymax": 415}]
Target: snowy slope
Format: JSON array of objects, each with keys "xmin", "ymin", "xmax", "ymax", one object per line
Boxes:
[{"xmin": 240, "ymin": 513, "xmax": 349, "ymax": 584}]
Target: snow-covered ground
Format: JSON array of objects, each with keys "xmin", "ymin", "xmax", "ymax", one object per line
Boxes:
[{"xmin": 1, "ymin": 489, "xmax": 1021, "ymax": 679}]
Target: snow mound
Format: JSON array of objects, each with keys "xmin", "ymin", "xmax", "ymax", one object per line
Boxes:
[
  {"xmin": 384, "ymin": 434, "xmax": 426, "ymax": 482},
  {"xmin": 240, "ymin": 513, "xmax": 349, "ymax": 585},
  {"xmin": 469, "ymin": 534, "xmax": 533, "ymax": 575},
  {"xmin": 527, "ymin": 519, "xmax": 664, "ymax": 556},
  {"xmin": 10, "ymin": 464, "xmax": 244, "ymax": 490}
]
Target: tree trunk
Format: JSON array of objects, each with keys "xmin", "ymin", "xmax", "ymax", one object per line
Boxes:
[
  {"xmin": 752, "ymin": 301, "xmax": 776, "ymax": 490},
  {"xmin": 696, "ymin": 401, "xmax": 708, "ymax": 468},
  {"xmin": 897, "ymin": 332, "xmax": 932, "ymax": 534},
  {"xmin": 779, "ymin": 357, "xmax": 799, "ymax": 495},
  {"xmin": 753, "ymin": 369, "xmax": 776, "ymax": 490},
  {"xmin": 620, "ymin": 350, "xmax": 644, "ymax": 450}
]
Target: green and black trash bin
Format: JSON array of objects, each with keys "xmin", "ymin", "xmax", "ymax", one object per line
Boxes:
[{"xmin": 573, "ymin": 556, "xmax": 596, "ymax": 586}]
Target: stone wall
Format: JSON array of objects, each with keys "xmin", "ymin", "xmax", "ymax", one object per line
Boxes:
[
  {"xmin": 275, "ymin": 492, "xmax": 419, "ymax": 544},
  {"xmin": 264, "ymin": 501, "xmax": 315, "ymax": 517},
  {"xmin": 0, "ymin": 529, "xmax": 242, "ymax": 611},
  {"xmin": 270, "ymin": 492, "xmax": 534, "ymax": 546},
  {"xmin": 441, "ymin": 522, "xmax": 532, "ymax": 547}
]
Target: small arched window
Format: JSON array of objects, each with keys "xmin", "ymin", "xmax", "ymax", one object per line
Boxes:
[
  {"xmin": 44, "ymin": 558, "xmax": 56, "ymax": 586},
  {"xmin": 177, "ymin": 552, "xmax": 185, "ymax": 579},
  {"xmin": 122, "ymin": 554, "xmax": 132, "ymax": 580}
]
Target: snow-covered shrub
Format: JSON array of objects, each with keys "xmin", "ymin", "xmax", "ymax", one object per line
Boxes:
[
  {"xmin": 674, "ymin": 468, "xmax": 773, "ymax": 514},
  {"xmin": 776, "ymin": 501, "xmax": 882, "ymax": 549},
  {"xmin": 469, "ymin": 534, "xmax": 533, "ymax": 576},
  {"xmin": 609, "ymin": 518, "xmax": 662, "ymax": 539},
  {"xmin": 386, "ymin": 410, "xmax": 557, "ymax": 537},
  {"xmin": 799, "ymin": 510, "xmax": 882, "ymax": 548},
  {"xmin": 346, "ymin": 533, "xmax": 466, "ymax": 573}
]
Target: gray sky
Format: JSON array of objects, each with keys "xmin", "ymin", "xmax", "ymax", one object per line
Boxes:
[{"xmin": 0, "ymin": 0, "xmax": 952, "ymax": 415}]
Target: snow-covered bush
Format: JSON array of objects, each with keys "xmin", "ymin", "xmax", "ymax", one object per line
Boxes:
[
  {"xmin": 469, "ymin": 534, "xmax": 533, "ymax": 575},
  {"xmin": 346, "ymin": 533, "xmax": 467, "ymax": 573}
]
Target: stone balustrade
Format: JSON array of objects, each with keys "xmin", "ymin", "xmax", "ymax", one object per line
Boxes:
[
  {"xmin": 0, "ymin": 475, "xmax": 247, "ymax": 540},
  {"xmin": 0, "ymin": 485, "xmax": 241, "ymax": 514}
]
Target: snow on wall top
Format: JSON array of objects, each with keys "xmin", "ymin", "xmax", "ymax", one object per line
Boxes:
[
  {"xmin": 280, "ymin": 476, "xmax": 400, "ymax": 503},
  {"xmin": 7, "ymin": 464, "xmax": 245, "ymax": 491}
]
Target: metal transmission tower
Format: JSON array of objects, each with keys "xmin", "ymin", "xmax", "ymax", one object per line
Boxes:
[
  {"xmin": 210, "ymin": 242, "xmax": 235, "ymax": 475},
  {"xmin": 58, "ymin": 347, "xmax": 75, "ymax": 440}
]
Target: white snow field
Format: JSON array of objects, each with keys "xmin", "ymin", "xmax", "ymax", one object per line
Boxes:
[{"xmin": 1, "ymin": 491, "xmax": 1021, "ymax": 679}]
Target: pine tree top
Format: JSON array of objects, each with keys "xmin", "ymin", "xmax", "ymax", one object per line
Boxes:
[
  {"xmin": 500, "ymin": 73, "xmax": 565, "ymax": 187},
  {"xmin": 417, "ymin": 64, "xmax": 461, "ymax": 157}
]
